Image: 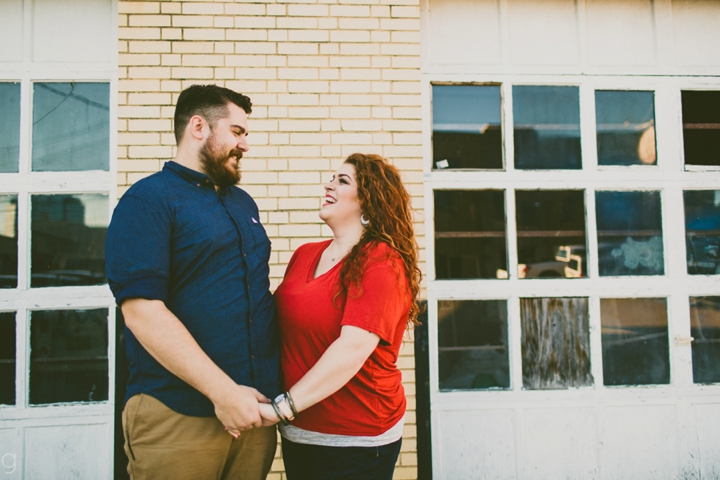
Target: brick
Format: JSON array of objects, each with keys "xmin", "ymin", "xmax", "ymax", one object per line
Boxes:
[
  {"xmin": 371, "ymin": 30, "xmax": 391, "ymax": 43},
  {"xmin": 321, "ymin": 119, "xmax": 341, "ymax": 131},
  {"xmin": 119, "ymin": 27, "xmax": 161, "ymax": 40},
  {"xmin": 329, "ymin": 56, "xmax": 371, "ymax": 68},
  {"xmin": 340, "ymin": 68, "xmax": 381, "ymax": 80},
  {"xmin": 183, "ymin": 3, "xmax": 224, "ymax": 15},
  {"xmin": 129, "ymin": 14, "xmax": 171, "ymax": 27},
  {"xmin": 182, "ymin": 55, "xmax": 224, "ymax": 67},
  {"xmin": 391, "ymin": 31, "xmax": 421, "ymax": 43},
  {"xmin": 215, "ymin": 42, "xmax": 234, "ymax": 54},
  {"xmin": 338, "ymin": 94, "xmax": 380, "ymax": 105},
  {"xmin": 288, "ymin": 158, "xmax": 331, "ymax": 170},
  {"xmin": 288, "ymin": 30, "xmax": 329, "ymax": 42},
  {"xmin": 119, "ymin": 105, "xmax": 161, "ymax": 118},
  {"xmin": 288, "ymin": 185, "xmax": 323, "ymax": 198},
  {"xmin": 289, "ymin": 211, "xmax": 322, "ymax": 223},
  {"xmin": 340, "ymin": 43, "xmax": 380, "ymax": 55},
  {"xmin": 129, "ymin": 145, "xmax": 174, "ymax": 158},
  {"xmin": 278, "ymin": 43, "xmax": 318, "ymax": 55},
  {"xmin": 288, "ymin": 4, "xmax": 329, "ymax": 16},
  {"xmin": 276, "ymin": 17, "xmax": 317, "ymax": 29},
  {"xmin": 119, "ymin": 2, "xmax": 160, "ymax": 14},
  {"xmin": 278, "ymin": 94, "xmax": 319, "ymax": 105},
  {"xmin": 161, "ymin": 3, "xmax": 181, "ymax": 14},
  {"xmin": 119, "ymin": 53, "xmax": 161, "ymax": 66},
  {"xmin": 329, "ymin": 81, "xmax": 371, "ymax": 93},
  {"xmin": 235, "ymin": 16, "xmax": 276, "ymax": 29},
  {"xmin": 289, "ymin": 133, "xmax": 331, "ymax": 144},
  {"xmin": 128, "ymin": 92, "xmax": 172, "ymax": 105},
  {"xmin": 128, "ymin": 172, "xmax": 154, "ymax": 184},
  {"xmin": 338, "ymin": 17, "xmax": 379, "ymax": 29},
  {"xmin": 392, "ymin": 106, "xmax": 422, "ymax": 119},
  {"xmin": 279, "ymin": 68, "xmax": 320, "ymax": 80},
  {"xmin": 318, "ymin": 17, "xmax": 338, "ymax": 29},
  {"xmin": 225, "ymin": 4, "xmax": 267, "ymax": 15},
  {"xmin": 278, "ymin": 145, "xmax": 321, "ymax": 157},
  {"xmin": 162, "ymin": 54, "xmax": 181, "ymax": 66},
  {"xmin": 332, "ymin": 133, "xmax": 373, "ymax": 144},
  {"xmin": 319, "ymin": 69, "xmax": 339, "ymax": 80},
  {"xmin": 235, "ymin": 42, "xmax": 277, "ymax": 54},
  {"xmin": 118, "ymin": 133, "xmax": 161, "ymax": 146},
  {"xmin": 234, "ymin": 67, "xmax": 277, "ymax": 80},
  {"xmin": 127, "ymin": 66, "xmax": 171, "ymax": 78},
  {"xmin": 171, "ymin": 15, "xmax": 214, "ymax": 28},
  {"xmin": 392, "ymin": 5, "xmax": 420, "ymax": 17},
  {"xmin": 341, "ymin": 119, "xmax": 383, "ymax": 131},
  {"xmin": 288, "ymin": 56, "xmax": 329, "ymax": 68},
  {"xmin": 331, "ymin": 30, "xmax": 371, "ymax": 43},
  {"xmin": 279, "ymin": 224, "xmax": 322, "ymax": 237},
  {"xmin": 330, "ymin": 106, "xmax": 371, "ymax": 118},
  {"xmin": 380, "ymin": 43, "xmax": 420, "ymax": 56},
  {"xmin": 171, "ymin": 42, "xmax": 214, "ymax": 53},
  {"xmin": 287, "ymin": 81, "xmax": 329, "ymax": 93},
  {"xmin": 128, "ymin": 119, "xmax": 172, "ymax": 131},
  {"xmin": 319, "ymin": 94, "xmax": 340, "ymax": 106},
  {"xmin": 319, "ymin": 43, "xmax": 340, "ymax": 55},
  {"xmin": 183, "ymin": 29, "xmax": 225, "ymax": 41},
  {"xmin": 371, "ymin": 5, "xmax": 391, "ymax": 16}
]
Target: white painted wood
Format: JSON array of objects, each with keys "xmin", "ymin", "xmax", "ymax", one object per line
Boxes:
[
  {"xmin": 694, "ymin": 403, "xmax": 720, "ymax": 478},
  {"xmin": 672, "ymin": 0, "xmax": 720, "ymax": 67},
  {"xmin": 0, "ymin": 0, "xmax": 23, "ymax": 64}
]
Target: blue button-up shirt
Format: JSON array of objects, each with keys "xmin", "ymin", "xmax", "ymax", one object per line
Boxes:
[{"xmin": 106, "ymin": 161, "xmax": 280, "ymax": 416}]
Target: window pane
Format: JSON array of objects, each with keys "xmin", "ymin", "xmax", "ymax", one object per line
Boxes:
[
  {"xmin": 595, "ymin": 191, "xmax": 664, "ymax": 276},
  {"xmin": 690, "ymin": 296, "xmax": 720, "ymax": 384},
  {"xmin": 520, "ymin": 297, "xmax": 592, "ymax": 389},
  {"xmin": 29, "ymin": 309, "xmax": 108, "ymax": 404},
  {"xmin": 32, "ymin": 82, "xmax": 110, "ymax": 172},
  {"xmin": 595, "ymin": 90, "xmax": 656, "ymax": 166},
  {"xmin": 516, "ymin": 190, "xmax": 586, "ymax": 279},
  {"xmin": 684, "ymin": 190, "xmax": 720, "ymax": 275},
  {"xmin": 0, "ymin": 83, "xmax": 20, "ymax": 173},
  {"xmin": 600, "ymin": 298, "xmax": 669, "ymax": 386},
  {"xmin": 432, "ymin": 85, "xmax": 502, "ymax": 169},
  {"xmin": 31, "ymin": 194, "xmax": 108, "ymax": 287},
  {"xmin": 434, "ymin": 190, "xmax": 507, "ymax": 279},
  {"xmin": 513, "ymin": 86, "xmax": 581, "ymax": 170},
  {"xmin": 681, "ymin": 91, "xmax": 720, "ymax": 167},
  {"xmin": 0, "ymin": 195, "xmax": 18, "ymax": 288},
  {"xmin": 438, "ymin": 300, "xmax": 509, "ymax": 390},
  {"xmin": 0, "ymin": 312, "xmax": 15, "ymax": 405}
]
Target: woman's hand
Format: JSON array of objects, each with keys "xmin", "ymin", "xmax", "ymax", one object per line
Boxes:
[{"xmin": 259, "ymin": 402, "xmax": 281, "ymax": 427}]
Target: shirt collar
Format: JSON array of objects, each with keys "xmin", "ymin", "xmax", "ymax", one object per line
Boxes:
[{"xmin": 164, "ymin": 160, "xmax": 214, "ymax": 187}]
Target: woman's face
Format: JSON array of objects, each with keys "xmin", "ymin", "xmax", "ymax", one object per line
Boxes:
[{"xmin": 319, "ymin": 162, "xmax": 363, "ymax": 226}]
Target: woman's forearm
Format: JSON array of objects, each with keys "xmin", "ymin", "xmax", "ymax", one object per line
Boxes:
[{"xmin": 288, "ymin": 325, "xmax": 380, "ymax": 414}]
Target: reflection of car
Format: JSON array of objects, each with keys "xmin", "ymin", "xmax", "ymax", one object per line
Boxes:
[
  {"xmin": 687, "ymin": 234, "xmax": 720, "ymax": 274},
  {"xmin": 517, "ymin": 261, "xmax": 565, "ymax": 278}
]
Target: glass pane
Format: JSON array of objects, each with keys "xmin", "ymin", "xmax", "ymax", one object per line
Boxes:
[
  {"xmin": 600, "ymin": 298, "xmax": 669, "ymax": 386},
  {"xmin": 0, "ymin": 196, "xmax": 18, "ymax": 288},
  {"xmin": 432, "ymin": 85, "xmax": 502, "ymax": 169},
  {"xmin": 438, "ymin": 300, "xmax": 509, "ymax": 390},
  {"xmin": 31, "ymin": 194, "xmax": 108, "ymax": 287},
  {"xmin": 520, "ymin": 297, "xmax": 592, "ymax": 389},
  {"xmin": 595, "ymin": 90, "xmax": 656, "ymax": 166},
  {"xmin": 0, "ymin": 312, "xmax": 15, "ymax": 405},
  {"xmin": 681, "ymin": 91, "xmax": 720, "ymax": 167},
  {"xmin": 684, "ymin": 190, "xmax": 720, "ymax": 275},
  {"xmin": 513, "ymin": 86, "xmax": 581, "ymax": 170},
  {"xmin": 516, "ymin": 190, "xmax": 586, "ymax": 279},
  {"xmin": 0, "ymin": 83, "xmax": 20, "ymax": 173},
  {"xmin": 434, "ymin": 190, "xmax": 507, "ymax": 279},
  {"xmin": 690, "ymin": 296, "xmax": 720, "ymax": 384},
  {"xmin": 32, "ymin": 82, "xmax": 110, "ymax": 172},
  {"xmin": 29, "ymin": 309, "xmax": 108, "ymax": 404},
  {"xmin": 595, "ymin": 191, "xmax": 664, "ymax": 276}
]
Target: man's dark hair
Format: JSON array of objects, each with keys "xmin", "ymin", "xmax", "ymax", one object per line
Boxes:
[{"xmin": 174, "ymin": 84, "xmax": 252, "ymax": 144}]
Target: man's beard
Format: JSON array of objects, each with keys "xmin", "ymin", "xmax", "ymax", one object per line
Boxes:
[{"xmin": 199, "ymin": 133, "xmax": 242, "ymax": 188}]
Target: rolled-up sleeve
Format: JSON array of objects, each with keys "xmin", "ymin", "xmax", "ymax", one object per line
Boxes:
[{"xmin": 105, "ymin": 194, "xmax": 171, "ymax": 305}]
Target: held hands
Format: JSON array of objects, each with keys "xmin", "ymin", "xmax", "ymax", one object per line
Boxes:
[
  {"xmin": 259, "ymin": 402, "xmax": 281, "ymax": 427},
  {"xmin": 212, "ymin": 383, "xmax": 269, "ymax": 437}
]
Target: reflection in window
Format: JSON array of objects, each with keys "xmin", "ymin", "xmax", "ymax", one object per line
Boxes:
[
  {"xmin": 516, "ymin": 190, "xmax": 586, "ymax": 279},
  {"xmin": 0, "ymin": 196, "xmax": 18, "ymax": 289},
  {"xmin": 690, "ymin": 297, "xmax": 720, "ymax": 384},
  {"xmin": 684, "ymin": 190, "xmax": 720, "ymax": 275},
  {"xmin": 681, "ymin": 91, "xmax": 720, "ymax": 167},
  {"xmin": 513, "ymin": 86, "xmax": 581, "ymax": 170},
  {"xmin": 0, "ymin": 312, "xmax": 15, "ymax": 405},
  {"xmin": 520, "ymin": 297, "xmax": 592, "ymax": 389},
  {"xmin": 595, "ymin": 90, "xmax": 656, "ymax": 166},
  {"xmin": 29, "ymin": 309, "xmax": 108, "ymax": 404},
  {"xmin": 595, "ymin": 191, "xmax": 664, "ymax": 276},
  {"xmin": 432, "ymin": 85, "xmax": 502, "ymax": 169},
  {"xmin": 0, "ymin": 83, "xmax": 20, "ymax": 173},
  {"xmin": 438, "ymin": 300, "xmax": 509, "ymax": 390},
  {"xmin": 31, "ymin": 194, "xmax": 108, "ymax": 287},
  {"xmin": 601, "ymin": 298, "xmax": 669, "ymax": 386},
  {"xmin": 434, "ymin": 190, "xmax": 507, "ymax": 279},
  {"xmin": 32, "ymin": 82, "xmax": 110, "ymax": 172}
]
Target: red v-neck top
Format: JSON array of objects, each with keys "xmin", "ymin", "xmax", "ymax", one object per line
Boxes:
[{"xmin": 274, "ymin": 240, "xmax": 410, "ymax": 436}]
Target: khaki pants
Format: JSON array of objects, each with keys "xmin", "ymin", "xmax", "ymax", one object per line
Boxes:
[{"xmin": 122, "ymin": 394, "xmax": 277, "ymax": 480}]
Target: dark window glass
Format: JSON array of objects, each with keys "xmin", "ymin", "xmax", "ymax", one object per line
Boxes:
[
  {"xmin": 513, "ymin": 86, "xmax": 581, "ymax": 170},
  {"xmin": 29, "ymin": 309, "xmax": 108, "ymax": 404},
  {"xmin": 31, "ymin": 194, "xmax": 108, "ymax": 287},
  {"xmin": 32, "ymin": 82, "xmax": 110, "ymax": 172},
  {"xmin": 595, "ymin": 90, "xmax": 656, "ymax": 166},
  {"xmin": 0, "ymin": 83, "xmax": 20, "ymax": 173},
  {"xmin": 0, "ymin": 195, "xmax": 18, "ymax": 289},
  {"xmin": 601, "ymin": 298, "xmax": 669, "ymax": 386},
  {"xmin": 683, "ymin": 190, "xmax": 720, "ymax": 275},
  {"xmin": 595, "ymin": 191, "xmax": 664, "ymax": 276},
  {"xmin": 681, "ymin": 91, "xmax": 720, "ymax": 167},
  {"xmin": 0, "ymin": 312, "xmax": 15, "ymax": 405},
  {"xmin": 516, "ymin": 190, "xmax": 586, "ymax": 279},
  {"xmin": 690, "ymin": 296, "xmax": 720, "ymax": 384},
  {"xmin": 438, "ymin": 300, "xmax": 509, "ymax": 390},
  {"xmin": 432, "ymin": 85, "xmax": 502, "ymax": 169},
  {"xmin": 434, "ymin": 190, "xmax": 507, "ymax": 279},
  {"xmin": 520, "ymin": 297, "xmax": 593, "ymax": 389}
]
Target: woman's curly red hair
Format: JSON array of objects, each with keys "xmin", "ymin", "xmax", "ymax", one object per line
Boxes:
[{"xmin": 335, "ymin": 153, "xmax": 423, "ymax": 327}]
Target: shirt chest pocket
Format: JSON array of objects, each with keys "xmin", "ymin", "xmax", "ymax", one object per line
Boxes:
[{"xmin": 243, "ymin": 219, "xmax": 272, "ymax": 264}]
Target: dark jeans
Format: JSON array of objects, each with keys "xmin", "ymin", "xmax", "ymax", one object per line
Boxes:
[{"xmin": 281, "ymin": 436, "xmax": 402, "ymax": 480}]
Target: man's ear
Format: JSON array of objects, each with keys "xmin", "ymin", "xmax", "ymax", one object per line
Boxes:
[{"xmin": 187, "ymin": 115, "xmax": 207, "ymax": 141}]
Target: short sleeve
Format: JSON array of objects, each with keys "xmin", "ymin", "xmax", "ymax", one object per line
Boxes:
[
  {"xmin": 105, "ymin": 194, "xmax": 171, "ymax": 305},
  {"xmin": 340, "ymin": 254, "xmax": 408, "ymax": 344}
]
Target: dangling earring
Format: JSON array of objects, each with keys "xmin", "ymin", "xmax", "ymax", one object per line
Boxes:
[{"xmin": 360, "ymin": 214, "xmax": 370, "ymax": 227}]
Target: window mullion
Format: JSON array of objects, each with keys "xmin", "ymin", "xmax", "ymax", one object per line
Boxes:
[{"xmin": 15, "ymin": 308, "xmax": 27, "ymax": 409}]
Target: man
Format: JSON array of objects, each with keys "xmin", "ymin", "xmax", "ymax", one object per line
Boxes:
[{"xmin": 106, "ymin": 85, "xmax": 279, "ymax": 479}]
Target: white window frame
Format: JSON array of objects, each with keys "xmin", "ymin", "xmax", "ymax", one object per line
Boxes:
[{"xmin": 423, "ymin": 73, "xmax": 720, "ymax": 412}]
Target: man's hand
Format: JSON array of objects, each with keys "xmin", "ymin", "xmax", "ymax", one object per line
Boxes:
[
  {"xmin": 259, "ymin": 402, "xmax": 281, "ymax": 427},
  {"xmin": 212, "ymin": 383, "xmax": 269, "ymax": 432}
]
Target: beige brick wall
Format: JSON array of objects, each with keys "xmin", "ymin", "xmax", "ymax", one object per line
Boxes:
[{"xmin": 118, "ymin": 0, "xmax": 423, "ymax": 478}]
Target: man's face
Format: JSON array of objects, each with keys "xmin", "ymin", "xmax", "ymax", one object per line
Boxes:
[{"xmin": 199, "ymin": 103, "xmax": 249, "ymax": 188}]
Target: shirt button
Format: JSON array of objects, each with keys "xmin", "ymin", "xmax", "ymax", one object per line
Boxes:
[
  {"xmin": 205, "ymin": 179, "xmax": 209, "ymax": 184},
  {"xmin": 195, "ymin": 183, "xmax": 200, "ymax": 187},
  {"xmin": 243, "ymin": 253, "xmax": 247, "ymax": 258},
  {"xmin": 249, "ymin": 318, "xmax": 253, "ymax": 323},
  {"xmin": 251, "ymin": 354, "xmax": 255, "ymax": 359}
]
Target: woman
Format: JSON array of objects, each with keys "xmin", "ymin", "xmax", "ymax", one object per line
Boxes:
[{"xmin": 259, "ymin": 153, "xmax": 422, "ymax": 480}]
